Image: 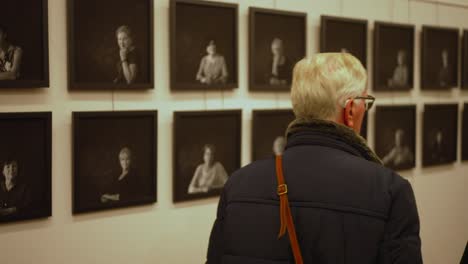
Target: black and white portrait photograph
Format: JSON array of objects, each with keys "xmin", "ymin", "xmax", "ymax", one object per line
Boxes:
[
  {"xmin": 68, "ymin": 0, "xmax": 154, "ymax": 90},
  {"xmin": 73, "ymin": 111, "xmax": 157, "ymax": 214},
  {"xmin": 421, "ymin": 26, "xmax": 459, "ymax": 90},
  {"xmin": 249, "ymin": 8, "xmax": 306, "ymax": 91},
  {"xmin": 252, "ymin": 109, "xmax": 295, "ymax": 161},
  {"xmin": 463, "ymin": 30, "xmax": 468, "ymax": 89},
  {"xmin": 173, "ymin": 110, "xmax": 241, "ymax": 202},
  {"xmin": 170, "ymin": 0, "xmax": 238, "ymax": 91},
  {"xmin": 463, "ymin": 103, "xmax": 468, "ymax": 161},
  {"xmin": 423, "ymin": 104, "xmax": 458, "ymax": 167},
  {"xmin": 320, "ymin": 16, "xmax": 368, "ymax": 67},
  {"xmin": 373, "ymin": 22, "xmax": 414, "ymax": 91},
  {"xmin": 375, "ymin": 106, "xmax": 416, "ymax": 171},
  {"xmin": 0, "ymin": 112, "xmax": 51, "ymax": 223},
  {"xmin": 0, "ymin": 1, "xmax": 49, "ymax": 88}
]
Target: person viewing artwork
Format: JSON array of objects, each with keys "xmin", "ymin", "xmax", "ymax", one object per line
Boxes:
[
  {"xmin": 113, "ymin": 25, "xmax": 139, "ymax": 85},
  {"xmin": 268, "ymin": 38, "xmax": 292, "ymax": 86},
  {"xmin": 0, "ymin": 25, "xmax": 23, "ymax": 80},
  {"xmin": 388, "ymin": 50, "xmax": 408, "ymax": 88},
  {"xmin": 196, "ymin": 40, "xmax": 228, "ymax": 85},
  {"xmin": 188, "ymin": 144, "xmax": 228, "ymax": 194},
  {"xmin": 382, "ymin": 129, "xmax": 414, "ymax": 168},
  {"xmin": 0, "ymin": 159, "xmax": 30, "ymax": 217}
]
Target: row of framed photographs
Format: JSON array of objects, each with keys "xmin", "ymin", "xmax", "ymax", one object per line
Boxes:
[
  {"xmin": 0, "ymin": 104, "xmax": 467, "ymax": 223},
  {"xmin": 2, "ymin": 0, "xmax": 468, "ymax": 91}
]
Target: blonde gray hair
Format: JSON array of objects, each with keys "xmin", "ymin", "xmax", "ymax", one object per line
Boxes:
[{"xmin": 291, "ymin": 53, "xmax": 367, "ymax": 120}]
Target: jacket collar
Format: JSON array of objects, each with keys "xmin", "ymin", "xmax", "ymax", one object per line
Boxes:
[{"xmin": 285, "ymin": 118, "xmax": 382, "ymax": 165}]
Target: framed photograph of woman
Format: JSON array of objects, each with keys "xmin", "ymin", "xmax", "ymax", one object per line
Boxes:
[
  {"xmin": 320, "ymin": 15, "xmax": 368, "ymax": 68},
  {"xmin": 249, "ymin": 8, "xmax": 306, "ymax": 92},
  {"xmin": 68, "ymin": 0, "xmax": 154, "ymax": 90},
  {"xmin": 0, "ymin": 112, "xmax": 51, "ymax": 223},
  {"xmin": 170, "ymin": 0, "xmax": 238, "ymax": 91},
  {"xmin": 421, "ymin": 26, "xmax": 459, "ymax": 90},
  {"xmin": 0, "ymin": 1, "xmax": 49, "ymax": 89},
  {"xmin": 374, "ymin": 105, "xmax": 416, "ymax": 171},
  {"xmin": 463, "ymin": 103, "xmax": 468, "ymax": 161},
  {"xmin": 252, "ymin": 109, "xmax": 294, "ymax": 161},
  {"xmin": 373, "ymin": 22, "xmax": 414, "ymax": 91},
  {"xmin": 73, "ymin": 111, "xmax": 157, "ymax": 214},
  {"xmin": 462, "ymin": 30, "xmax": 468, "ymax": 90},
  {"xmin": 173, "ymin": 110, "xmax": 241, "ymax": 202},
  {"xmin": 422, "ymin": 104, "xmax": 458, "ymax": 167}
]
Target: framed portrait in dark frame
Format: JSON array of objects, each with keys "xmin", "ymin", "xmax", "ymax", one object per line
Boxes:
[
  {"xmin": 252, "ymin": 109, "xmax": 295, "ymax": 161},
  {"xmin": 374, "ymin": 105, "xmax": 416, "ymax": 171},
  {"xmin": 373, "ymin": 22, "xmax": 414, "ymax": 91},
  {"xmin": 421, "ymin": 26, "xmax": 459, "ymax": 90},
  {"xmin": 320, "ymin": 15, "xmax": 368, "ymax": 68},
  {"xmin": 73, "ymin": 111, "xmax": 157, "ymax": 214},
  {"xmin": 0, "ymin": 0, "xmax": 49, "ymax": 89},
  {"xmin": 462, "ymin": 30, "xmax": 468, "ymax": 89},
  {"xmin": 0, "ymin": 112, "xmax": 51, "ymax": 223},
  {"xmin": 173, "ymin": 110, "xmax": 241, "ymax": 202},
  {"xmin": 68, "ymin": 0, "xmax": 154, "ymax": 90},
  {"xmin": 170, "ymin": 0, "xmax": 238, "ymax": 91},
  {"xmin": 249, "ymin": 7, "xmax": 306, "ymax": 92},
  {"xmin": 422, "ymin": 104, "xmax": 458, "ymax": 167},
  {"xmin": 463, "ymin": 103, "xmax": 468, "ymax": 161}
]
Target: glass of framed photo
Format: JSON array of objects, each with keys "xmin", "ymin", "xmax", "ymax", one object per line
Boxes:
[
  {"xmin": 68, "ymin": 0, "xmax": 154, "ymax": 90},
  {"xmin": 0, "ymin": 112, "xmax": 51, "ymax": 223},
  {"xmin": 373, "ymin": 22, "xmax": 414, "ymax": 91},
  {"xmin": 170, "ymin": 0, "xmax": 238, "ymax": 91},
  {"xmin": 0, "ymin": 0, "xmax": 49, "ymax": 88},
  {"xmin": 173, "ymin": 110, "xmax": 241, "ymax": 202},
  {"xmin": 249, "ymin": 7, "xmax": 306, "ymax": 92},
  {"xmin": 73, "ymin": 111, "xmax": 157, "ymax": 214}
]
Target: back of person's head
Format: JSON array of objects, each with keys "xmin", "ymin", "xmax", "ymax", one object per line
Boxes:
[{"xmin": 291, "ymin": 53, "xmax": 367, "ymax": 120}]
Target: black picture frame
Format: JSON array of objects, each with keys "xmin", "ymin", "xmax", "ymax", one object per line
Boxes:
[
  {"xmin": 170, "ymin": 0, "xmax": 239, "ymax": 91},
  {"xmin": 463, "ymin": 103, "xmax": 468, "ymax": 161},
  {"xmin": 173, "ymin": 110, "xmax": 242, "ymax": 202},
  {"xmin": 0, "ymin": 0, "xmax": 49, "ymax": 89},
  {"xmin": 421, "ymin": 26, "xmax": 459, "ymax": 90},
  {"xmin": 373, "ymin": 21, "xmax": 415, "ymax": 91},
  {"xmin": 320, "ymin": 15, "xmax": 368, "ymax": 68},
  {"xmin": 251, "ymin": 109, "xmax": 295, "ymax": 161},
  {"xmin": 67, "ymin": 0, "xmax": 154, "ymax": 90},
  {"xmin": 248, "ymin": 7, "xmax": 306, "ymax": 92},
  {"xmin": 422, "ymin": 104, "xmax": 458, "ymax": 167},
  {"xmin": 0, "ymin": 112, "xmax": 51, "ymax": 223},
  {"xmin": 73, "ymin": 111, "xmax": 157, "ymax": 214},
  {"xmin": 374, "ymin": 105, "xmax": 416, "ymax": 171},
  {"xmin": 462, "ymin": 30, "xmax": 468, "ymax": 90}
]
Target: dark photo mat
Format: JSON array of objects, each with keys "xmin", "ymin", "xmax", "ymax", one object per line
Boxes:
[
  {"xmin": 170, "ymin": 0, "xmax": 238, "ymax": 91},
  {"xmin": 249, "ymin": 7, "xmax": 306, "ymax": 92},
  {"xmin": 320, "ymin": 15, "xmax": 368, "ymax": 68},
  {"xmin": 463, "ymin": 30, "xmax": 468, "ymax": 89},
  {"xmin": 68, "ymin": 0, "xmax": 154, "ymax": 90},
  {"xmin": 73, "ymin": 111, "xmax": 157, "ymax": 214},
  {"xmin": 251, "ymin": 109, "xmax": 295, "ymax": 161},
  {"xmin": 374, "ymin": 105, "xmax": 416, "ymax": 171},
  {"xmin": 463, "ymin": 103, "xmax": 468, "ymax": 161},
  {"xmin": 173, "ymin": 110, "xmax": 242, "ymax": 202},
  {"xmin": 0, "ymin": 0, "xmax": 49, "ymax": 89},
  {"xmin": 0, "ymin": 112, "xmax": 51, "ymax": 223},
  {"xmin": 373, "ymin": 21, "xmax": 414, "ymax": 91},
  {"xmin": 422, "ymin": 104, "xmax": 458, "ymax": 167},
  {"xmin": 421, "ymin": 26, "xmax": 459, "ymax": 90}
]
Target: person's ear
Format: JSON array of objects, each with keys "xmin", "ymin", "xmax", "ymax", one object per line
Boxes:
[{"xmin": 343, "ymin": 99, "xmax": 354, "ymax": 129}]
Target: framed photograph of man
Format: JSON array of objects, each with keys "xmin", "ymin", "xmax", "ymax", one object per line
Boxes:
[
  {"xmin": 373, "ymin": 22, "xmax": 414, "ymax": 91},
  {"xmin": 0, "ymin": 1, "xmax": 49, "ymax": 88},
  {"xmin": 463, "ymin": 103, "xmax": 468, "ymax": 161},
  {"xmin": 421, "ymin": 26, "xmax": 459, "ymax": 90},
  {"xmin": 374, "ymin": 106, "xmax": 416, "ymax": 171},
  {"xmin": 0, "ymin": 112, "xmax": 51, "ymax": 223},
  {"xmin": 173, "ymin": 110, "xmax": 241, "ymax": 202},
  {"xmin": 462, "ymin": 30, "xmax": 468, "ymax": 89},
  {"xmin": 320, "ymin": 15, "xmax": 368, "ymax": 68},
  {"xmin": 422, "ymin": 104, "xmax": 458, "ymax": 167},
  {"xmin": 170, "ymin": 0, "xmax": 238, "ymax": 91},
  {"xmin": 252, "ymin": 109, "xmax": 294, "ymax": 161},
  {"xmin": 73, "ymin": 111, "xmax": 157, "ymax": 214},
  {"xmin": 68, "ymin": 0, "xmax": 154, "ymax": 90},
  {"xmin": 249, "ymin": 8, "xmax": 306, "ymax": 92}
]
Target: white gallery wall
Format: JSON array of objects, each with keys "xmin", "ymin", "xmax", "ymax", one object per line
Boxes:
[{"xmin": 0, "ymin": 0, "xmax": 467, "ymax": 263}]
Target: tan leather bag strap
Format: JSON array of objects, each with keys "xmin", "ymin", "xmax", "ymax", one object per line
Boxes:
[{"xmin": 275, "ymin": 155, "xmax": 304, "ymax": 264}]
